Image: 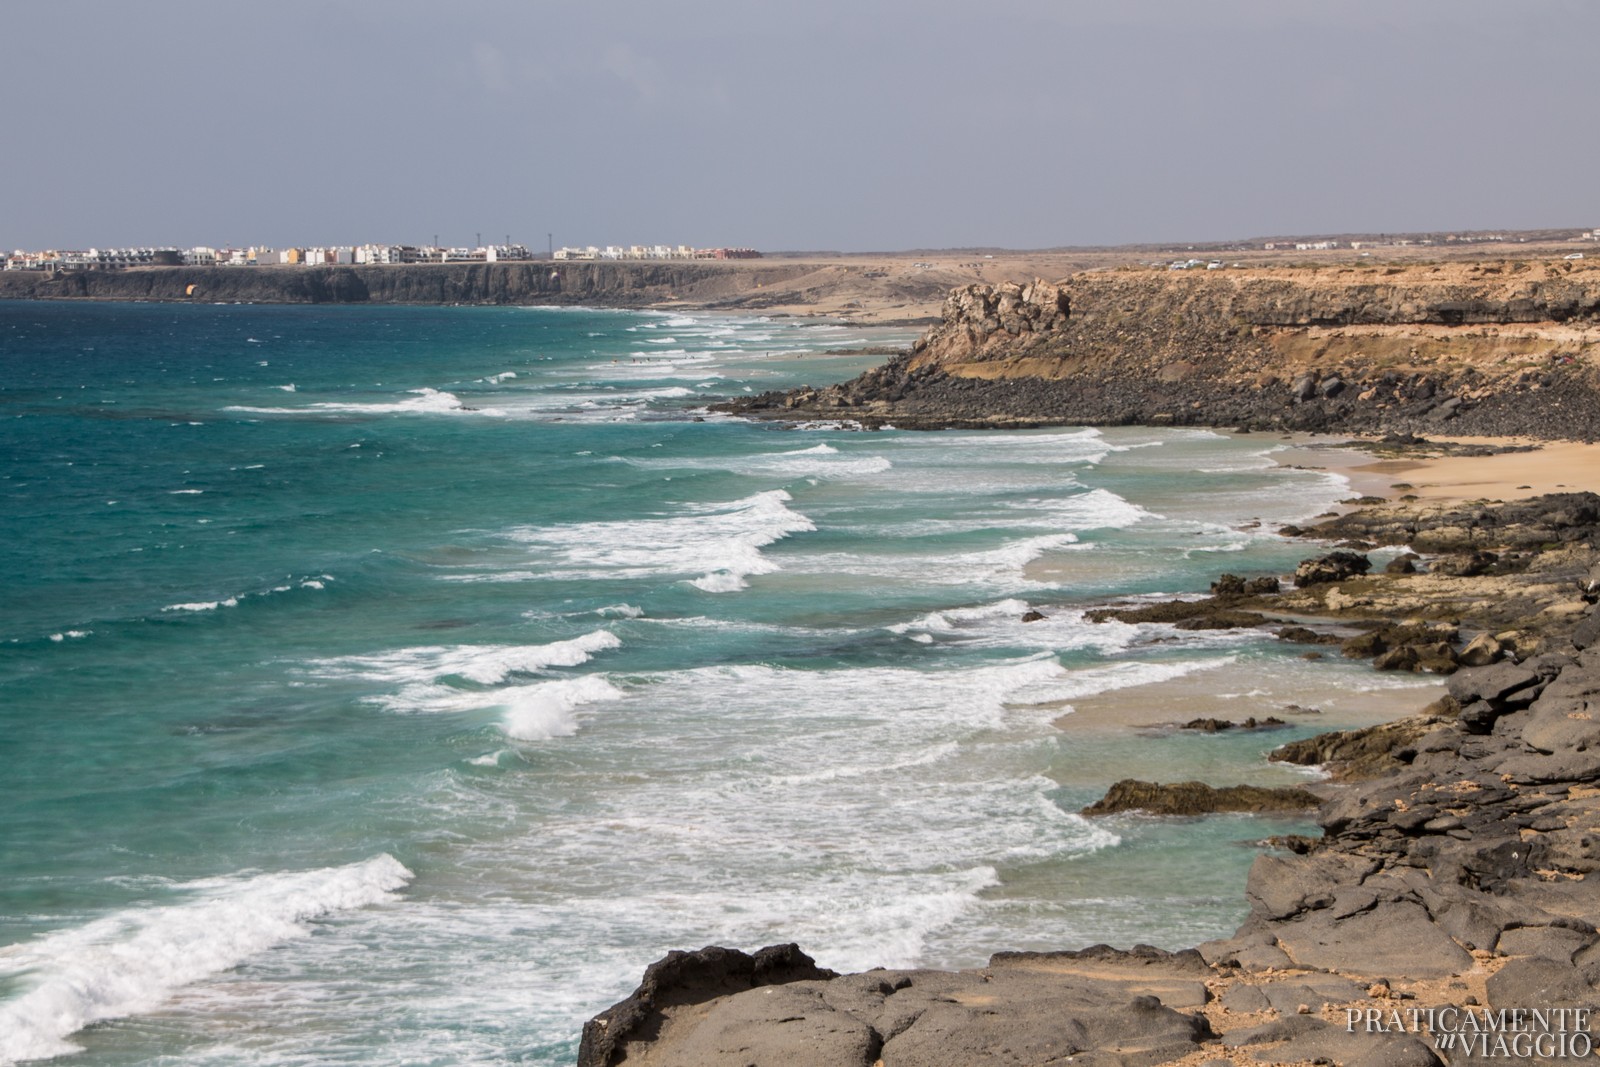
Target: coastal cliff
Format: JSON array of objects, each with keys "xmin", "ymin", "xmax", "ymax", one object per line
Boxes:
[
  {"xmin": 0, "ymin": 260, "xmax": 960, "ymax": 323},
  {"xmin": 0, "ymin": 261, "xmax": 813, "ymax": 307},
  {"xmin": 719, "ymin": 260, "xmax": 1600, "ymax": 439}
]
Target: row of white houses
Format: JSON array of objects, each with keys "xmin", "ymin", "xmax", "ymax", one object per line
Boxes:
[
  {"xmin": 554, "ymin": 244, "xmax": 761, "ymax": 260},
  {"xmin": 4, "ymin": 244, "xmax": 536, "ymax": 271}
]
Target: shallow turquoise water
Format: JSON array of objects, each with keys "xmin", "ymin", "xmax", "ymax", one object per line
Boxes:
[{"xmin": 0, "ymin": 301, "xmax": 1432, "ymax": 1065}]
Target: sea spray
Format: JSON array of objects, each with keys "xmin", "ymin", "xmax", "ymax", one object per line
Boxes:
[{"xmin": 0, "ymin": 856, "xmax": 412, "ymax": 1066}]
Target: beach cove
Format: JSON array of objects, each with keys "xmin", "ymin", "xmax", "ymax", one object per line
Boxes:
[
  {"xmin": 0, "ymin": 299, "xmax": 1460, "ymax": 1066},
  {"xmin": 584, "ymin": 258, "xmax": 1600, "ymax": 1062},
  {"xmin": 1, "ymin": 296, "xmax": 1596, "ymax": 1067}
]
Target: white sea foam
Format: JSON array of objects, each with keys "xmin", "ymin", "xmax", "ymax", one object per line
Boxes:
[
  {"xmin": 161, "ymin": 597, "xmax": 239, "ymax": 613},
  {"xmin": 1044, "ymin": 654, "xmax": 1237, "ymax": 705},
  {"xmin": 499, "ymin": 489, "xmax": 814, "ymax": 591},
  {"xmin": 0, "ymin": 855, "xmax": 411, "ymax": 1066},
  {"xmin": 311, "ymin": 632, "xmax": 625, "ymax": 739},
  {"xmin": 168, "ymin": 489, "xmax": 204, "ymax": 495},
  {"xmin": 156, "ymin": 577, "xmax": 330, "ymax": 616},
  {"xmin": 1010, "ymin": 487, "xmax": 1156, "ymax": 530},
  {"xmin": 931, "ymin": 427, "xmax": 1118, "ymax": 464},
  {"xmin": 688, "ymin": 571, "xmax": 748, "ymax": 592},
  {"xmin": 789, "ymin": 530, "xmax": 1081, "ymax": 590},
  {"xmin": 499, "ymin": 675, "xmax": 626, "ymax": 739},
  {"xmin": 594, "ymin": 604, "xmax": 644, "ymax": 618},
  {"xmin": 275, "ymin": 383, "xmax": 296, "ymax": 392},
  {"xmin": 626, "ymin": 443, "xmax": 892, "ymax": 480},
  {"xmin": 889, "ymin": 598, "xmax": 1036, "ymax": 634},
  {"xmin": 225, "ymin": 387, "xmax": 465, "ymax": 416},
  {"xmin": 473, "ymin": 653, "xmax": 1125, "ymax": 970},
  {"xmin": 311, "ymin": 630, "xmax": 621, "ymax": 687}
]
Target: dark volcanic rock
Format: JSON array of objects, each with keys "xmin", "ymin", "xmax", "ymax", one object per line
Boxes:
[
  {"xmin": 1269, "ymin": 713, "xmax": 1447, "ymax": 780},
  {"xmin": 1179, "ymin": 716, "xmax": 1287, "ymax": 733},
  {"xmin": 578, "ymin": 944, "xmax": 835, "ymax": 1067},
  {"xmin": 1276, "ymin": 625, "xmax": 1341, "ymax": 645},
  {"xmin": 1293, "ymin": 550, "xmax": 1372, "ymax": 587},
  {"xmin": 586, "ymin": 494, "xmax": 1600, "ymax": 1066},
  {"xmin": 1302, "ymin": 492, "xmax": 1600, "ymax": 552},
  {"xmin": 1085, "ymin": 599, "xmax": 1267, "ymax": 630},
  {"xmin": 1433, "ymin": 550, "xmax": 1500, "ymax": 577},
  {"xmin": 1210, "ymin": 573, "xmax": 1280, "ymax": 597},
  {"xmin": 582, "ymin": 947, "xmax": 1218, "ymax": 1067},
  {"xmin": 712, "ymin": 266, "xmax": 1600, "ymax": 441},
  {"xmin": 1386, "ymin": 554, "xmax": 1420, "ymax": 574},
  {"xmin": 1081, "ymin": 779, "xmax": 1321, "ymax": 816},
  {"xmin": 1574, "ymin": 608, "xmax": 1600, "ymax": 651}
]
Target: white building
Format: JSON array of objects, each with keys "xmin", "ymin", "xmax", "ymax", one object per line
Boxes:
[{"xmin": 355, "ymin": 244, "xmax": 403, "ymax": 264}]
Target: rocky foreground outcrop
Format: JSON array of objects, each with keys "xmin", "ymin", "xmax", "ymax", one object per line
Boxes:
[
  {"xmin": 581, "ymin": 495, "xmax": 1600, "ymax": 1066},
  {"xmin": 717, "ymin": 260, "xmax": 1600, "ymax": 439},
  {"xmin": 582, "ymin": 663, "xmax": 1600, "ymax": 1065},
  {"xmin": 1080, "ymin": 780, "xmax": 1322, "ymax": 817}
]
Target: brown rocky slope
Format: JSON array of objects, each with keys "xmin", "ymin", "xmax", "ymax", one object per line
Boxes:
[{"xmin": 717, "ymin": 260, "xmax": 1600, "ymax": 439}]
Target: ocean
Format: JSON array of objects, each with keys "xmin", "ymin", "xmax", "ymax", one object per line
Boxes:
[{"xmin": 0, "ymin": 301, "xmax": 1434, "ymax": 1066}]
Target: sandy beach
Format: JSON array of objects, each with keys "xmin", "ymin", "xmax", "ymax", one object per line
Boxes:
[
  {"xmin": 1351, "ymin": 436, "xmax": 1600, "ymax": 501},
  {"xmin": 1040, "ymin": 429, "xmax": 1596, "ymax": 765},
  {"xmin": 1271, "ymin": 433, "xmax": 1600, "ymax": 507}
]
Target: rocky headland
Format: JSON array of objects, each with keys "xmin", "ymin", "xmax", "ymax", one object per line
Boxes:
[
  {"xmin": 580, "ymin": 493, "xmax": 1600, "ymax": 1066},
  {"xmin": 716, "ymin": 260, "xmax": 1600, "ymax": 440}
]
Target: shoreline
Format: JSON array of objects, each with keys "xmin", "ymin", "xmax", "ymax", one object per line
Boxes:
[
  {"xmin": 580, "ymin": 430, "xmax": 1600, "ymax": 1065},
  {"xmin": 1272, "ymin": 432, "xmax": 1600, "ymax": 507}
]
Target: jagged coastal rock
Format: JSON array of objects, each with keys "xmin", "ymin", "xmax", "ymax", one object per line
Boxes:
[
  {"xmin": 1079, "ymin": 779, "xmax": 1323, "ymax": 817},
  {"xmin": 583, "ymin": 494, "xmax": 1600, "ymax": 1066},
  {"xmin": 718, "ymin": 261, "xmax": 1600, "ymax": 439}
]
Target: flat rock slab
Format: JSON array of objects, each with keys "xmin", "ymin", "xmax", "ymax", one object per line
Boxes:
[
  {"xmin": 1259, "ymin": 975, "xmax": 1367, "ymax": 1013},
  {"xmin": 1246, "ymin": 851, "xmax": 1378, "ymax": 921},
  {"xmin": 1495, "ymin": 925, "xmax": 1594, "ymax": 961},
  {"xmin": 1273, "ymin": 1029, "xmax": 1443, "ymax": 1067},
  {"xmin": 609, "ymin": 966, "xmax": 1218, "ymax": 1067},
  {"xmin": 649, "ymin": 984, "xmax": 880, "ymax": 1067},
  {"xmin": 1197, "ymin": 928, "xmax": 1294, "ymax": 972},
  {"xmin": 1273, "ymin": 901, "xmax": 1475, "ymax": 978},
  {"xmin": 880, "ymin": 994, "xmax": 1208, "ymax": 1067},
  {"xmin": 1485, "ymin": 957, "xmax": 1596, "ymax": 1010}
]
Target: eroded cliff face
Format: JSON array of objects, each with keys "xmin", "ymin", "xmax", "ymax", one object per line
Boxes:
[
  {"xmin": 723, "ymin": 260, "xmax": 1600, "ymax": 439},
  {"xmin": 909, "ymin": 280, "xmax": 1073, "ymax": 364},
  {"xmin": 0, "ymin": 261, "xmax": 824, "ymax": 308}
]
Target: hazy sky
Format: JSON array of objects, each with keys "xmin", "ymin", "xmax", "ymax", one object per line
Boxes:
[{"xmin": 4, "ymin": 1, "xmax": 1594, "ymax": 252}]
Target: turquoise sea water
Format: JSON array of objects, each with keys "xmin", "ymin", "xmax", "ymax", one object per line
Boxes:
[{"xmin": 0, "ymin": 301, "xmax": 1433, "ymax": 1065}]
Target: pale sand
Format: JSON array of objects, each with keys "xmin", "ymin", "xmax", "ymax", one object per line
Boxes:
[
  {"xmin": 1046, "ymin": 664, "xmax": 1441, "ymax": 737},
  {"xmin": 1348, "ymin": 436, "xmax": 1600, "ymax": 502},
  {"xmin": 1040, "ymin": 431, "xmax": 1598, "ymax": 743},
  {"xmin": 1264, "ymin": 434, "xmax": 1600, "ymax": 507}
]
